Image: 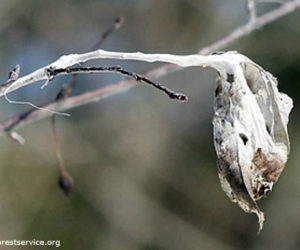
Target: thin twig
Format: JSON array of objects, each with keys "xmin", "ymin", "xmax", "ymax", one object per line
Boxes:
[
  {"xmin": 0, "ymin": 0, "xmax": 300, "ymax": 136},
  {"xmin": 51, "ymin": 114, "xmax": 74, "ymax": 196},
  {"xmin": 51, "ymin": 115, "xmax": 66, "ymax": 174},
  {"xmin": 48, "ymin": 66, "xmax": 188, "ymax": 101},
  {"xmin": 62, "ymin": 17, "xmax": 125, "ymax": 97},
  {"xmin": 91, "ymin": 17, "xmax": 125, "ymax": 50}
]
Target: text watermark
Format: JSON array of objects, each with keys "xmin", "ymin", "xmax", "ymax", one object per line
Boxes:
[{"xmin": 0, "ymin": 239, "xmax": 60, "ymax": 247}]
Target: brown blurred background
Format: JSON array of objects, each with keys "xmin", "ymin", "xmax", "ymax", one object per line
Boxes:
[{"xmin": 0, "ymin": 0, "xmax": 299, "ymax": 249}]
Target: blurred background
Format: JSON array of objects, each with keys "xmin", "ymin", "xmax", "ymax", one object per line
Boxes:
[{"xmin": 0, "ymin": 0, "xmax": 299, "ymax": 249}]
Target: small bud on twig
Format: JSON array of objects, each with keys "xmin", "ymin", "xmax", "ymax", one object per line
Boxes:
[{"xmin": 58, "ymin": 172, "xmax": 74, "ymax": 196}]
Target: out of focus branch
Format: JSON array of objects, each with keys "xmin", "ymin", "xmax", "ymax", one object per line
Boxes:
[
  {"xmin": 198, "ymin": 0, "xmax": 300, "ymax": 54},
  {"xmin": 247, "ymin": 0, "xmax": 257, "ymax": 24},
  {"xmin": 0, "ymin": 0, "xmax": 300, "ymax": 137},
  {"xmin": 91, "ymin": 17, "xmax": 124, "ymax": 50}
]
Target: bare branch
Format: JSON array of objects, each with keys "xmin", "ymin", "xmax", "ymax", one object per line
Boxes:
[
  {"xmin": 198, "ymin": 0, "xmax": 300, "ymax": 54},
  {"xmin": 0, "ymin": 51, "xmax": 211, "ymax": 99},
  {"xmin": 51, "ymin": 115, "xmax": 74, "ymax": 196},
  {"xmin": 0, "ymin": 66, "xmax": 180, "ymax": 135},
  {"xmin": 0, "ymin": 0, "xmax": 300, "ymax": 136},
  {"xmin": 51, "ymin": 115, "xmax": 66, "ymax": 175},
  {"xmin": 48, "ymin": 66, "xmax": 187, "ymax": 101}
]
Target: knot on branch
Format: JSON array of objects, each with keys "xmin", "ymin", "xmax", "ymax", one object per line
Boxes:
[{"xmin": 46, "ymin": 66, "xmax": 57, "ymax": 81}]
